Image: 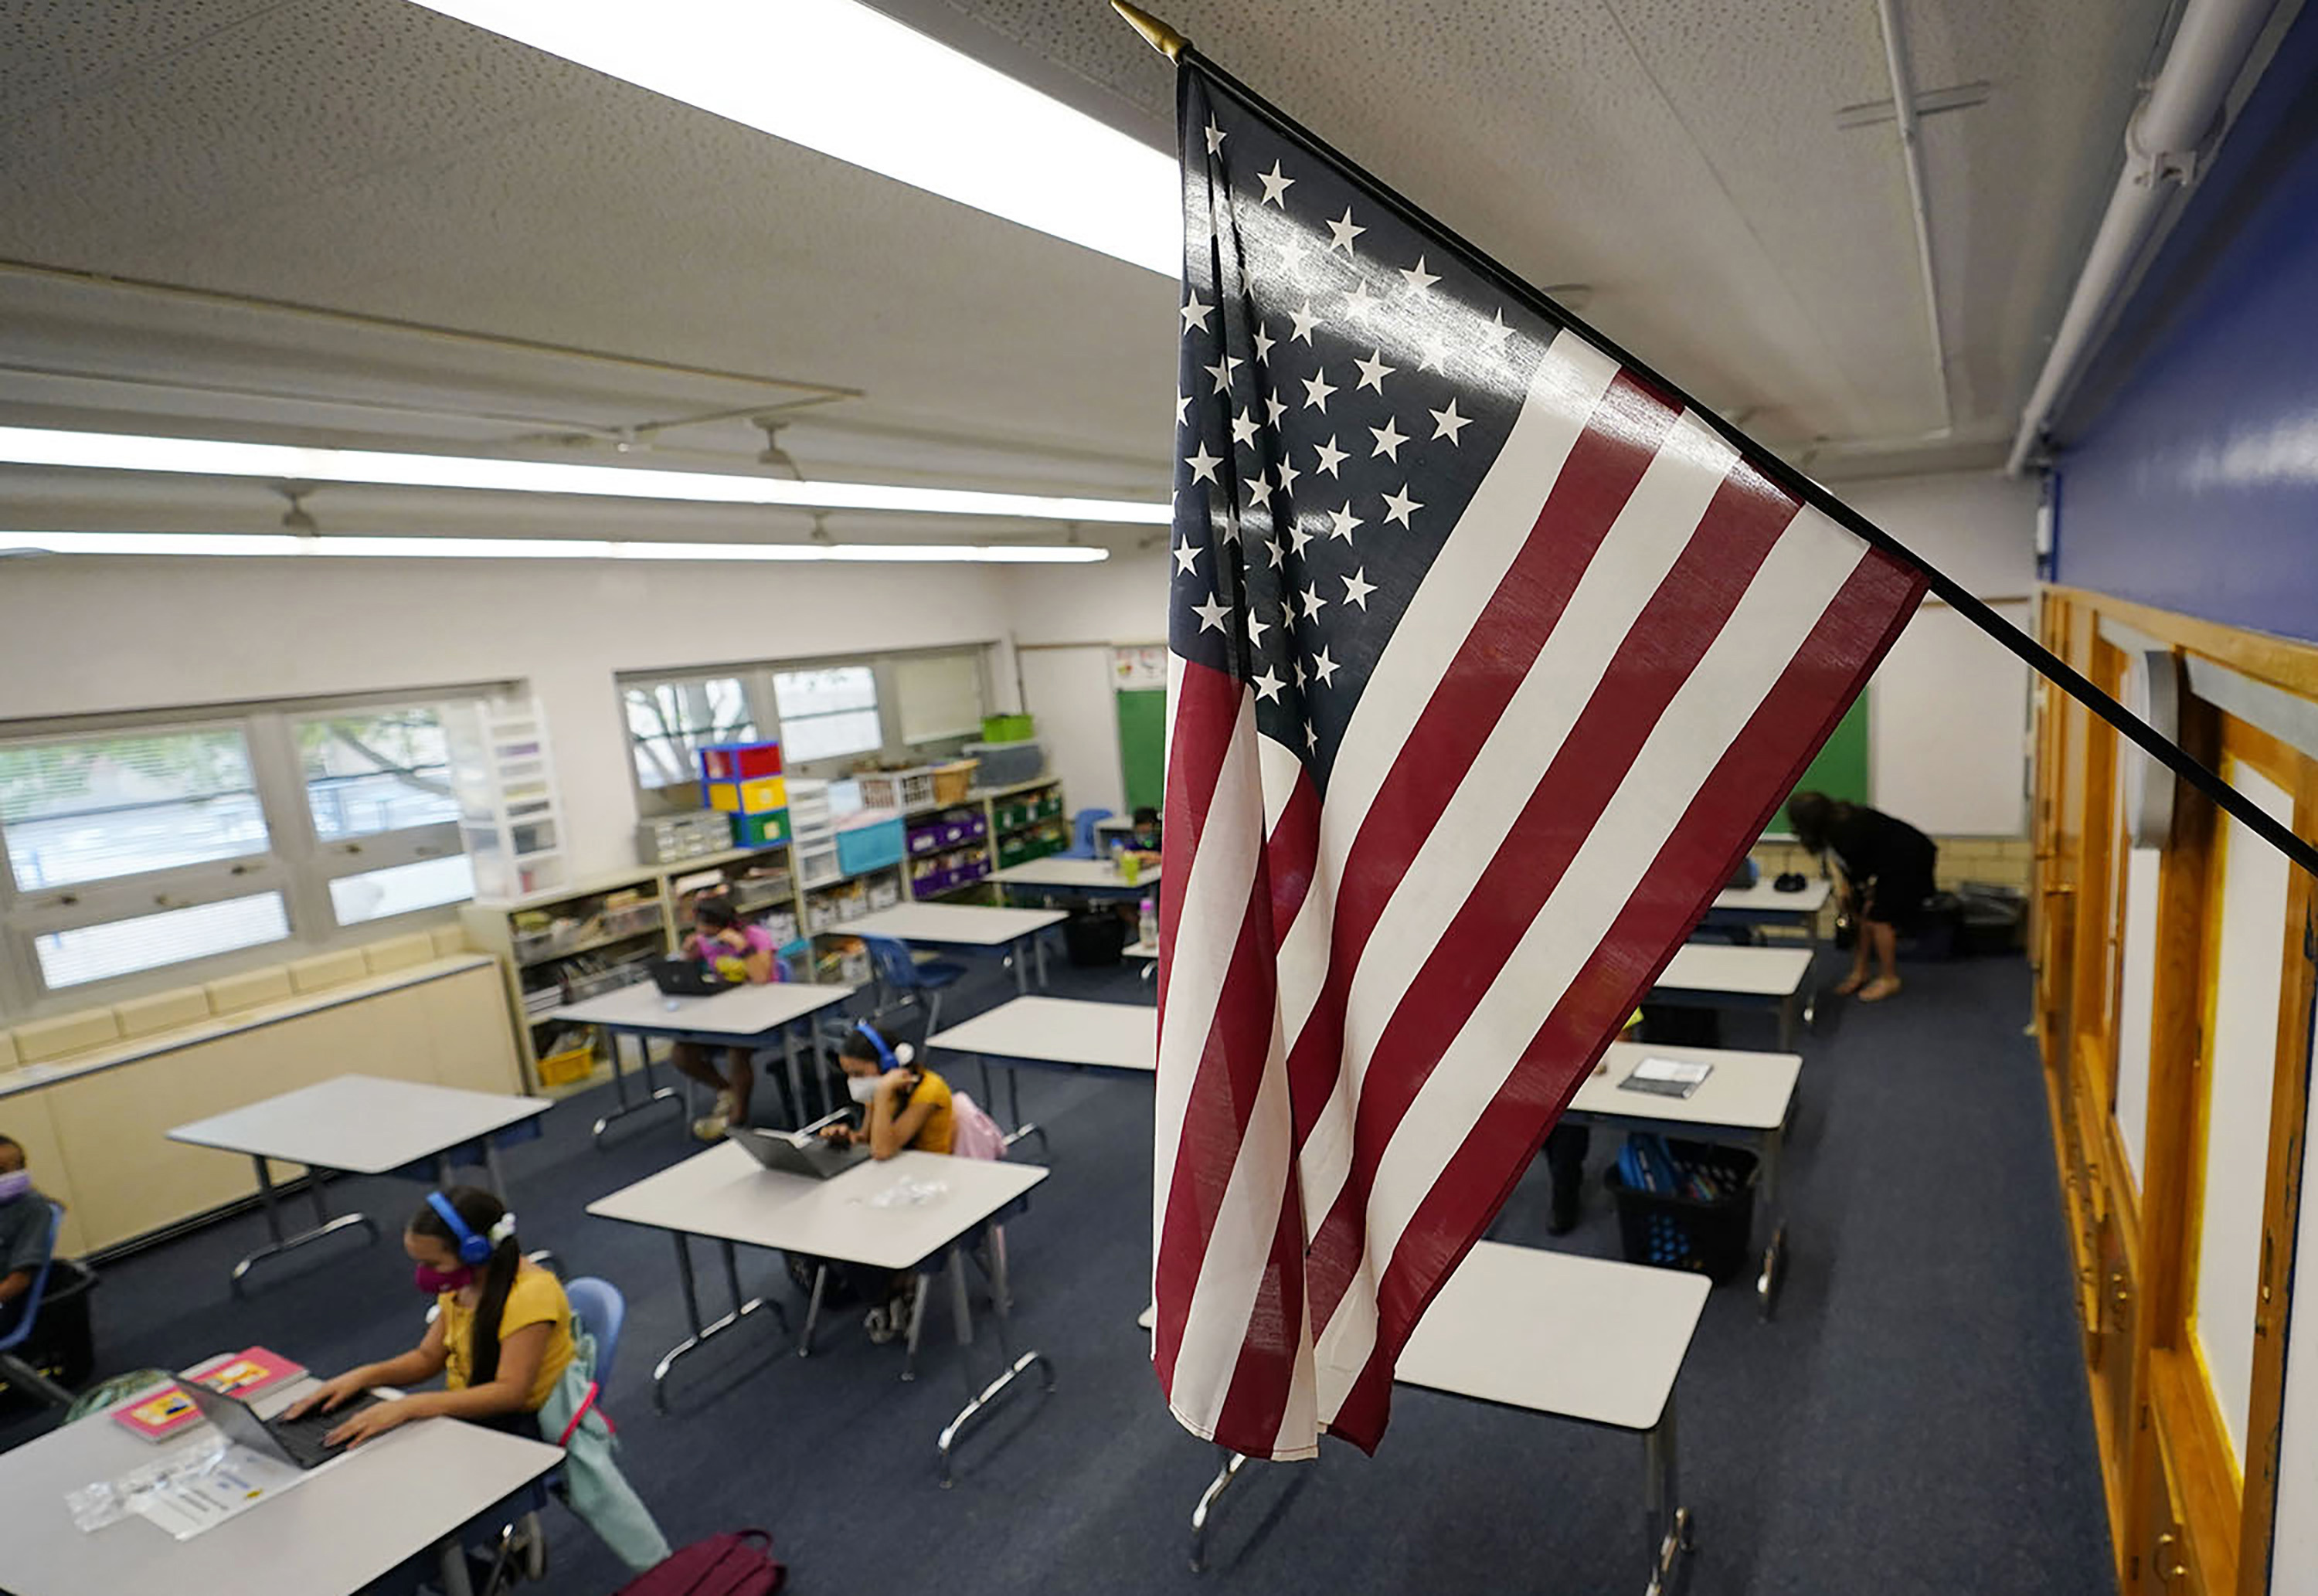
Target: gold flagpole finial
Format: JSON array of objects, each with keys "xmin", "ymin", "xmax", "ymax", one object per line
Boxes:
[{"xmin": 1111, "ymin": 0, "xmax": 1187, "ymax": 61}]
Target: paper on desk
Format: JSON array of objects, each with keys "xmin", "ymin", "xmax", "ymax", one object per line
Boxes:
[
  {"xmin": 134, "ymin": 1441, "xmax": 310, "ymax": 1540},
  {"xmin": 68, "ymin": 1437, "xmax": 311, "ymax": 1541}
]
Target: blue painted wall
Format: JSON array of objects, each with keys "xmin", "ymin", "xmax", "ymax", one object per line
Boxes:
[{"xmin": 2052, "ymin": 6, "xmax": 2318, "ymax": 642}]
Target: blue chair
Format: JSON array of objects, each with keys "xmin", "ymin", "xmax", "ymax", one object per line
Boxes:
[
  {"xmin": 861, "ymin": 935, "xmax": 967, "ymax": 1034},
  {"xmin": 0, "ymin": 1204, "xmax": 76, "ymax": 1407},
  {"xmin": 563, "ymin": 1276, "xmax": 625, "ymax": 1391},
  {"xmin": 1062, "ymin": 807, "xmax": 1115, "ymax": 858}
]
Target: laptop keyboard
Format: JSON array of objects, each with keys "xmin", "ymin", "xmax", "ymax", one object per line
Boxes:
[{"xmin": 267, "ymin": 1394, "xmax": 382, "ymax": 1469}]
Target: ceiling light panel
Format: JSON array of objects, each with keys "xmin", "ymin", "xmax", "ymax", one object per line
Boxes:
[
  {"xmin": 410, "ymin": 0, "xmax": 1179, "ymax": 274},
  {"xmin": 0, "ymin": 426, "xmax": 1171, "ymax": 525},
  {"xmin": 0, "ymin": 531, "xmax": 1109, "ymax": 563}
]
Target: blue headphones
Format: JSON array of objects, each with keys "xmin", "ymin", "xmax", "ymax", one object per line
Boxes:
[
  {"xmin": 426, "ymin": 1192, "xmax": 495, "ymax": 1266},
  {"xmin": 854, "ymin": 1020, "xmax": 915, "ymax": 1071}
]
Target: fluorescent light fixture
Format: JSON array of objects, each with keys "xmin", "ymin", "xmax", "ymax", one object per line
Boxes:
[
  {"xmin": 0, "ymin": 426, "xmax": 1171, "ymax": 525},
  {"xmin": 0, "ymin": 531, "xmax": 1109, "ymax": 563},
  {"xmin": 410, "ymin": 0, "xmax": 1178, "ymax": 275}
]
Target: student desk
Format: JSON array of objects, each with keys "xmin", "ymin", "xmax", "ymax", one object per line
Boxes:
[
  {"xmin": 841, "ymin": 902, "xmax": 1066, "ymax": 996},
  {"xmin": 1184, "ymin": 1244, "xmax": 1708, "ymax": 1592},
  {"xmin": 990, "ymin": 857, "xmax": 1162, "ymax": 902},
  {"xmin": 1568, "ymin": 1041, "xmax": 1803, "ymax": 1313},
  {"xmin": 0, "ymin": 1368, "xmax": 560, "ymax": 1596},
  {"xmin": 167, "ymin": 1075, "xmax": 551, "ymax": 1293},
  {"xmin": 1703, "ymin": 877, "xmax": 1831, "ymax": 942},
  {"xmin": 1650, "ymin": 942, "xmax": 1817, "ymax": 1049},
  {"xmin": 927, "ymin": 996, "xmax": 1157, "ymax": 1149},
  {"xmin": 586, "ymin": 1143, "xmax": 1049, "ymax": 1482},
  {"xmin": 549, "ymin": 980, "xmax": 857, "ymax": 1144}
]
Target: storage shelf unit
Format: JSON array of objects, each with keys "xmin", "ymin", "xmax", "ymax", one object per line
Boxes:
[
  {"xmin": 899, "ymin": 775, "xmax": 1072, "ymax": 898},
  {"xmin": 461, "ymin": 843, "xmax": 797, "ymax": 1095}
]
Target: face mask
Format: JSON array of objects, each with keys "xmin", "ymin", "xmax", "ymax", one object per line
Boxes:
[
  {"xmin": 0, "ymin": 1170, "xmax": 28, "ymax": 1204},
  {"xmin": 414, "ymin": 1263, "xmax": 475, "ymax": 1295},
  {"xmin": 847, "ymin": 1074, "xmax": 881, "ymax": 1105}
]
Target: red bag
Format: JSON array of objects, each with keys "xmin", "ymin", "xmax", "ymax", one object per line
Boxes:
[{"xmin": 615, "ymin": 1530, "xmax": 784, "ymax": 1595}]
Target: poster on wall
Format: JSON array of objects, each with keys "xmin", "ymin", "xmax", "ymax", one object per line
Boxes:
[{"xmin": 1113, "ymin": 646, "xmax": 1167, "ymax": 691}]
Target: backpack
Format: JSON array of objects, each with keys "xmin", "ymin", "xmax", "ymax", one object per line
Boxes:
[
  {"xmin": 615, "ymin": 1530, "xmax": 784, "ymax": 1595},
  {"xmin": 949, "ymin": 1090, "xmax": 1007, "ymax": 1161}
]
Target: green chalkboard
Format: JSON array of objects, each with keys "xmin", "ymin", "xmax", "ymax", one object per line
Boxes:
[
  {"xmin": 1769, "ymin": 695, "xmax": 1869, "ymax": 834},
  {"xmin": 1117, "ymin": 688, "xmax": 1167, "ymax": 813}
]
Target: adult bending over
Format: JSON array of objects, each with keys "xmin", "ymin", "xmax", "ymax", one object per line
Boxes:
[{"xmin": 1786, "ymin": 791, "xmax": 1937, "ymax": 1003}]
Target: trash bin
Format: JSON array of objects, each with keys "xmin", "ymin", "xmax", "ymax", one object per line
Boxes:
[
  {"xmin": 1062, "ymin": 908, "xmax": 1127, "ymax": 967},
  {"xmin": 0, "ymin": 1258, "xmax": 97, "ymax": 1405},
  {"xmin": 1606, "ymin": 1138, "xmax": 1758, "ymax": 1285}
]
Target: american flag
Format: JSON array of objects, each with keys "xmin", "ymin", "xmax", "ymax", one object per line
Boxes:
[{"xmin": 1153, "ymin": 65, "xmax": 1927, "ymax": 1460}]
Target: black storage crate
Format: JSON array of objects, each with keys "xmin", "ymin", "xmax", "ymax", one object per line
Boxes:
[{"xmin": 1605, "ymin": 1139, "xmax": 1759, "ymax": 1285}]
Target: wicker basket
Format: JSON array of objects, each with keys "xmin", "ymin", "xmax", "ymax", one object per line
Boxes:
[{"xmin": 931, "ymin": 759, "xmax": 979, "ymax": 805}]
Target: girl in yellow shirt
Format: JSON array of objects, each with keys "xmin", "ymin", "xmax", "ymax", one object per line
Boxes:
[{"xmin": 288, "ymin": 1187, "xmax": 574, "ymax": 1445}]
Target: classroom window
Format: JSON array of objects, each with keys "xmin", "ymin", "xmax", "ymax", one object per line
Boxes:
[
  {"xmin": 893, "ymin": 651, "xmax": 987, "ymax": 745},
  {"xmin": 0, "ymin": 728, "xmax": 268, "ymax": 891},
  {"xmin": 773, "ymin": 665, "xmax": 884, "ymax": 762},
  {"xmin": 33, "ymin": 892, "xmax": 293, "ymax": 989},
  {"xmin": 297, "ymin": 708, "xmax": 461, "ymax": 838},
  {"xmin": 0, "ymin": 688, "xmax": 498, "ymax": 1008},
  {"xmin": 624, "ymin": 675, "xmax": 758, "ymax": 790}
]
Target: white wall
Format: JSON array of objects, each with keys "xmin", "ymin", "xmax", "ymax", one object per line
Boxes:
[
  {"xmin": 1006, "ymin": 552, "xmax": 1167, "ymax": 813},
  {"xmin": 1006, "ymin": 472, "xmax": 2041, "ymax": 835},
  {"xmin": 1848, "ymin": 469, "xmax": 2040, "ymax": 836},
  {"xmin": 0, "ymin": 554, "xmax": 1020, "ymax": 881}
]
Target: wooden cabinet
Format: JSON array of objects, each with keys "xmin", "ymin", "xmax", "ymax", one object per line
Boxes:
[{"xmin": 4, "ymin": 959, "xmax": 523, "ymax": 1253}]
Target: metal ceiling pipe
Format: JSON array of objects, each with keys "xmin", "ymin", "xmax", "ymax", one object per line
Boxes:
[
  {"xmin": 1872, "ymin": 0, "xmax": 1954, "ymax": 435},
  {"xmin": 2004, "ymin": 0, "xmax": 2284, "ymax": 474}
]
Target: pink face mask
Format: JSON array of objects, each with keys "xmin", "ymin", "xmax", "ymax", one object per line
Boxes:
[{"xmin": 414, "ymin": 1263, "xmax": 475, "ymax": 1295}]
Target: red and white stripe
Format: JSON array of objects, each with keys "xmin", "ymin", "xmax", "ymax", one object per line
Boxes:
[{"xmin": 1154, "ymin": 327, "xmax": 1924, "ymax": 1460}]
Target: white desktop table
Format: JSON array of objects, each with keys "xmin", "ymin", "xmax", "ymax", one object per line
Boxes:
[
  {"xmin": 1650, "ymin": 942, "xmax": 1817, "ymax": 1048},
  {"xmin": 842, "ymin": 902, "xmax": 1066, "ymax": 997},
  {"xmin": 0, "ymin": 1370, "xmax": 561, "ymax": 1596},
  {"xmin": 928, "ymin": 996, "xmax": 1157, "ymax": 1150},
  {"xmin": 1704, "ymin": 877, "xmax": 1831, "ymax": 941},
  {"xmin": 1186, "ymin": 1244, "xmax": 1708, "ymax": 1591},
  {"xmin": 168, "ymin": 1075, "xmax": 550, "ymax": 1293},
  {"xmin": 1569, "ymin": 1041, "xmax": 1803, "ymax": 1312},
  {"xmin": 550, "ymin": 980, "xmax": 857, "ymax": 1143},
  {"xmin": 586, "ymin": 1143, "xmax": 1049, "ymax": 1483},
  {"xmin": 990, "ymin": 857, "xmax": 1162, "ymax": 902}
]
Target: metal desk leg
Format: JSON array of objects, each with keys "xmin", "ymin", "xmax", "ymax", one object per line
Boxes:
[
  {"xmin": 1190, "ymin": 1452, "xmax": 1252, "ymax": 1574},
  {"xmin": 482, "ymin": 1138, "xmax": 508, "ymax": 1197},
  {"xmin": 229, "ymin": 1158, "xmax": 377, "ymax": 1295},
  {"xmin": 998, "ymin": 1062, "xmax": 1049, "ymax": 1154},
  {"xmin": 1011, "ymin": 935, "xmax": 1032, "ymax": 994},
  {"xmin": 1755, "ymin": 1123, "xmax": 1788, "ymax": 1317},
  {"xmin": 1643, "ymin": 1395, "xmax": 1694, "ymax": 1596},
  {"xmin": 780, "ymin": 1024, "xmax": 807, "ymax": 1129},
  {"xmin": 650, "ymin": 1234, "xmax": 787, "ymax": 1411},
  {"xmin": 593, "ymin": 1032, "xmax": 685, "ymax": 1147},
  {"xmin": 437, "ymin": 1533, "xmax": 478, "ymax": 1596},
  {"xmin": 935, "ymin": 1237, "xmax": 1054, "ymax": 1487},
  {"xmin": 1776, "ymin": 993, "xmax": 1797, "ymax": 1051},
  {"xmin": 800, "ymin": 1264, "xmax": 828, "ymax": 1357},
  {"xmin": 900, "ymin": 1270, "xmax": 934, "ymax": 1383},
  {"xmin": 1034, "ymin": 934, "xmax": 1049, "ymax": 989}
]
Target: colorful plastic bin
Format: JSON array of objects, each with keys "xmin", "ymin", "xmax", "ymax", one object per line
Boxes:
[
  {"xmin": 705, "ymin": 775, "xmax": 787, "ymax": 814},
  {"xmin": 735, "ymin": 809, "xmax": 791, "ymax": 848},
  {"xmin": 698, "ymin": 742, "xmax": 783, "ymax": 782}
]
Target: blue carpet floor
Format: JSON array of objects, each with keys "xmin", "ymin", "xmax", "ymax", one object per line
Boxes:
[{"xmin": 0, "ymin": 946, "xmax": 2112, "ymax": 1594}]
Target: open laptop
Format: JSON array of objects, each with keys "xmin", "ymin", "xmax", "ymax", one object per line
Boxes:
[
  {"xmin": 650, "ymin": 957, "xmax": 730, "ymax": 997},
  {"xmin": 727, "ymin": 1124, "xmax": 869, "ymax": 1180},
  {"xmin": 184, "ymin": 1380, "xmax": 386, "ymax": 1471}
]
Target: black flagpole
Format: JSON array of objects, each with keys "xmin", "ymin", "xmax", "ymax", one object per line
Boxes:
[{"xmin": 1113, "ymin": 1, "xmax": 2318, "ymax": 882}]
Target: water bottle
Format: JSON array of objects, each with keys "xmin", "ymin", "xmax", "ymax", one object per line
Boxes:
[{"xmin": 1139, "ymin": 896, "xmax": 1157, "ymax": 949}]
